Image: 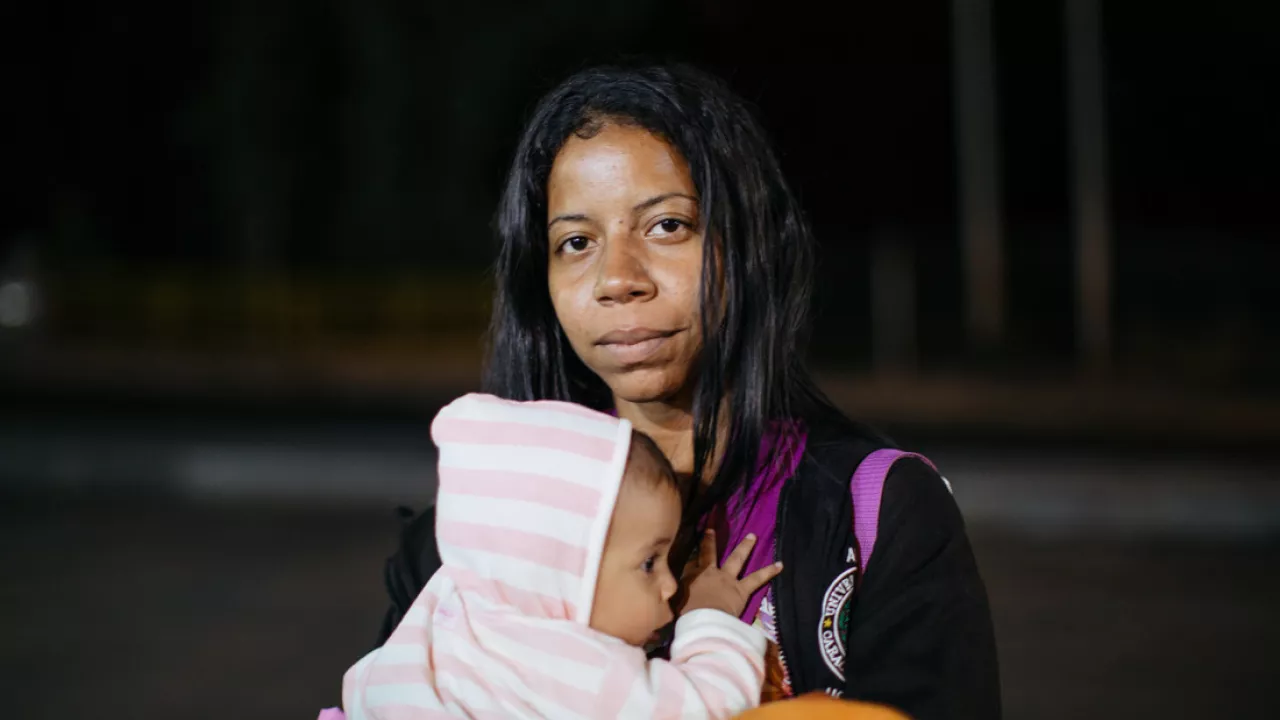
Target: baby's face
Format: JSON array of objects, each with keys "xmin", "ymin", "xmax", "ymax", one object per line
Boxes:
[{"xmin": 588, "ymin": 448, "xmax": 682, "ymax": 646}]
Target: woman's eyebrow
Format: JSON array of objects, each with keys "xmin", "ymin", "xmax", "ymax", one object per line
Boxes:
[
  {"xmin": 548, "ymin": 212, "xmax": 589, "ymax": 229},
  {"xmin": 549, "ymin": 193, "xmax": 697, "ymax": 229},
  {"xmin": 633, "ymin": 192, "xmax": 697, "ymax": 215}
]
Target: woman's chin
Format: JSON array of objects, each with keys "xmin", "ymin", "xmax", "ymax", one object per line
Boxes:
[{"xmin": 605, "ymin": 369, "xmax": 690, "ymax": 407}]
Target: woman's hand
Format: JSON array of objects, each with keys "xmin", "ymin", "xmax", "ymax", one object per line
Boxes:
[{"xmin": 680, "ymin": 530, "xmax": 783, "ymax": 618}]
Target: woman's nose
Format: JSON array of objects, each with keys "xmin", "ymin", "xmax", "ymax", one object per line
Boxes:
[{"xmin": 593, "ymin": 239, "xmax": 656, "ymax": 305}]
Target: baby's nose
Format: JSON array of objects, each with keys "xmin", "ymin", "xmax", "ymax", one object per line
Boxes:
[{"xmin": 660, "ymin": 571, "xmax": 679, "ymax": 601}]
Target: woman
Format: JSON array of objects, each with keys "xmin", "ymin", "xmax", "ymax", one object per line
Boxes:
[{"xmin": 379, "ymin": 64, "xmax": 1001, "ymax": 718}]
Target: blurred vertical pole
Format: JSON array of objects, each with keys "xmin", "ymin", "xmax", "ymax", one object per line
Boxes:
[
  {"xmin": 1066, "ymin": 0, "xmax": 1112, "ymax": 372},
  {"xmin": 210, "ymin": 0, "xmax": 287, "ymax": 272},
  {"xmin": 339, "ymin": 0, "xmax": 402, "ymax": 266},
  {"xmin": 871, "ymin": 230, "xmax": 918, "ymax": 375},
  {"xmin": 952, "ymin": 0, "xmax": 1005, "ymax": 354}
]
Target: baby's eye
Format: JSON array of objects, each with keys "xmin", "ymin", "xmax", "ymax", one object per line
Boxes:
[{"xmin": 641, "ymin": 556, "xmax": 657, "ymax": 574}]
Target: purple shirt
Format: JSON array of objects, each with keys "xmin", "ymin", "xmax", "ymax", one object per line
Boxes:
[{"xmin": 706, "ymin": 421, "xmax": 807, "ymax": 625}]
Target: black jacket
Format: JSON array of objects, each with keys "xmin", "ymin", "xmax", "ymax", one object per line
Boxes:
[
  {"xmin": 775, "ymin": 425, "xmax": 1001, "ymax": 718},
  {"xmin": 376, "ymin": 424, "xmax": 1001, "ymax": 719}
]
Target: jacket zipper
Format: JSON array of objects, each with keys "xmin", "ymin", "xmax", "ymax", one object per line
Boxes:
[{"xmin": 770, "ymin": 481, "xmax": 795, "ymax": 696}]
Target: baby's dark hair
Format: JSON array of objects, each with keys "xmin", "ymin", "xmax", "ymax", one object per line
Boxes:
[{"xmin": 624, "ymin": 431, "xmax": 680, "ymax": 495}]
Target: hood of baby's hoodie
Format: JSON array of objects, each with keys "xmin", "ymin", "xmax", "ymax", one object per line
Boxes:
[{"xmin": 429, "ymin": 393, "xmax": 633, "ymax": 625}]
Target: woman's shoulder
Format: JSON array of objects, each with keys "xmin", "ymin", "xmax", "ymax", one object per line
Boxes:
[
  {"xmin": 791, "ymin": 417, "xmax": 957, "ymax": 540},
  {"xmin": 792, "ymin": 415, "xmax": 893, "ymax": 488},
  {"xmin": 875, "ymin": 456, "xmax": 966, "ymax": 544},
  {"xmin": 797, "ymin": 413, "xmax": 947, "ymax": 481}
]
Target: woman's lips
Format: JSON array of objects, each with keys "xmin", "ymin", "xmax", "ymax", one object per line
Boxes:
[{"xmin": 595, "ymin": 327, "xmax": 679, "ymax": 365}]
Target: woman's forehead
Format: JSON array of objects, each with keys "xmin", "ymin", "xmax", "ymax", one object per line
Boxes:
[{"xmin": 547, "ymin": 124, "xmax": 694, "ymax": 216}]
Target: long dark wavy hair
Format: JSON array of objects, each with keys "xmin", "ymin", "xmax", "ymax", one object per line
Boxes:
[{"xmin": 484, "ymin": 64, "xmax": 871, "ymax": 514}]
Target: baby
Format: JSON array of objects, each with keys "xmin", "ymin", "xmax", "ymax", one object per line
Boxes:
[{"xmin": 329, "ymin": 393, "xmax": 781, "ymax": 719}]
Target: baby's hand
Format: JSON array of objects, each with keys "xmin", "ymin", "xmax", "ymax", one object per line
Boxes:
[{"xmin": 680, "ymin": 530, "xmax": 783, "ymax": 618}]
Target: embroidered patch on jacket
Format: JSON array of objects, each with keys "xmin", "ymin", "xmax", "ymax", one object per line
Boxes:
[{"xmin": 818, "ymin": 566, "xmax": 857, "ymax": 681}]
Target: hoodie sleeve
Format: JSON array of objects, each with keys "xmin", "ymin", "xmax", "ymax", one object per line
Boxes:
[{"xmin": 601, "ymin": 609, "xmax": 768, "ymax": 719}]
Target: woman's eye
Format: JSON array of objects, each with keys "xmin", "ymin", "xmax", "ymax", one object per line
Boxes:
[
  {"xmin": 561, "ymin": 236, "xmax": 591, "ymax": 254},
  {"xmin": 655, "ymin": 219, "xmax": 684, "ymax": 234},
  {"xmin": 642, "ymin": 556, "xmax": 657, "ymax": 573}
]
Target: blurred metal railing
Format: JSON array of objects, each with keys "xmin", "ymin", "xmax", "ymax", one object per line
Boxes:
[
  {"xmin": 31, "ymin": 270, "xmax": 492, "ymax": 353},
  {"xmin": 3, "ymin": 229, "xmax": 1275, "ymax": 393}
]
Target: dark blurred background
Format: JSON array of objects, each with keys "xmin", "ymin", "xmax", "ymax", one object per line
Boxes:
[{"xmin": 2, "ymin": 1, "xmax": 1278, "ymax": 718}]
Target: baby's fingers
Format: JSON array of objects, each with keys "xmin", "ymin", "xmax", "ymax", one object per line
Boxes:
[
  {"xmin": 722, "ymin": 533, "xmax": 758, "ymax": 576},
  {"xmin": 738, "ymin": 561, "xmax": 784, "ymax": 596}
]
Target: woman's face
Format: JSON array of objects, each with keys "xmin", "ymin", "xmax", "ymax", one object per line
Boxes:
[{"xmin": 546, "ymin": 123, "xmax": 704, "ymax": 405}]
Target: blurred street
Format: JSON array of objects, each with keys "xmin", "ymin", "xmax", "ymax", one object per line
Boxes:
[
  {"xmin": 4, "ymin": 388, "xmax": 1279, "ymax": 534},
  {"xmin": 2, "ymin": 395, "xmax": 1278, "ymax": 719},
  {"xmin": 3, "ymin": 492, "xmax": 1276, "ymax": 720}
]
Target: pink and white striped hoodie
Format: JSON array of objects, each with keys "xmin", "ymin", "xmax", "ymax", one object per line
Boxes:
[{"xmin": 339, "ymin": 393, "xmax": 767, "ymax": 719}]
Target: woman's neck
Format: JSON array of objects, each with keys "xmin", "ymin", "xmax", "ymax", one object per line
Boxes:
[{"xmin": 614, "ymin": 395, "xmax": 726, "ymax": 486}]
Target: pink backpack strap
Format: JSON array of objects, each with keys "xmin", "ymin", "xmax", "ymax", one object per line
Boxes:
[{"xmin": 851, "ymin": 449, "xmax": 938, "ymax": 572}]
